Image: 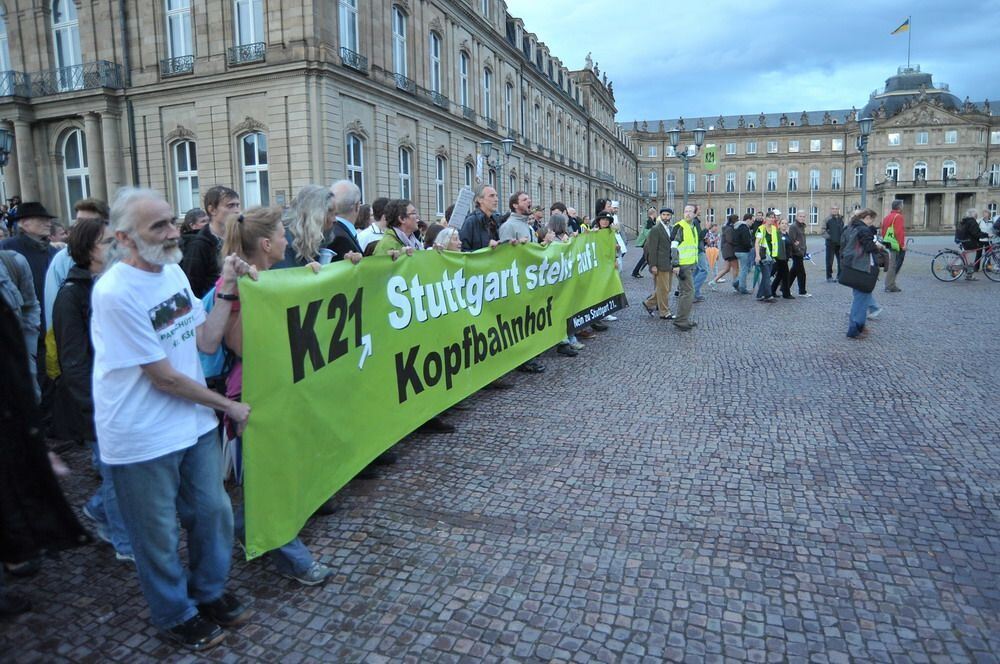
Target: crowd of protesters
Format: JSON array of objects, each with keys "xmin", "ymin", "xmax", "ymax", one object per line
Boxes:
[{"xmin": 0, "ymin": 180, "xmax": 628, "ymax": 650}]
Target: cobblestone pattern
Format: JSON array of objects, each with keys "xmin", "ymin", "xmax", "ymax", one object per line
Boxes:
[{"xmin": 4, "ymin": 237, "xmax": 999, "ymax": 663}]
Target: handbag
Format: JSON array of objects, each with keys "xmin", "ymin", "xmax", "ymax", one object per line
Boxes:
[{"xmin": 838, "ymin": 266, "xmax": 877, "ymax": 293}]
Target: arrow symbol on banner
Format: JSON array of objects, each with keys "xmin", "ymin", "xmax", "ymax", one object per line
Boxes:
[{"xmin": 358, "ymin": 333, "xmax": 372, "ymax": 370}]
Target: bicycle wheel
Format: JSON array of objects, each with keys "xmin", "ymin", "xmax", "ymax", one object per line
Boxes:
[
  {"xmin": 931, "ymin": 249, "xmax": 965, "ymax": 282},
  {"xmin": 983, "ymin": 251, "xmax": 1000, "ymax": 282}
]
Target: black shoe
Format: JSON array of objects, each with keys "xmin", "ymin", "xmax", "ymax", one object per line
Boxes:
[
  {"xmin": 198, "ymin": 592, "xmax": 252, "ymax": 627},
  {"xmin": 165, "ymin": 613, "xmax": 226, "ymax": 650},
  {"xmin": 485, "ymin": 377, "xmax": 514, "ymax": 389},
  {"xmin": 373, "ymin": 451, "xmax": 398, "ymax": 466},
  {"xmin": 673, "ymin": 322, "xmax": 694, "ymax": 331},
  {"xmin": 642, "ymin": 301, "xmax": 656, "ymax": 317},
  {"xmin": 590, "ymin": 321, "xmax": 609, "ymax": 331},
  {"xmin": 0, "ymin": 591, "xmax": 32, "ymax": 618},
  {"xmin": 782, "ymin": 295, "xmax": 795, "ymax": 299},
  {"xmin": 418, "ymin": 416, "xmax": 455, "ymax": 433},
  {"xmin": 313, "ymin": 496, "xmax": 339, "ymax": 516},
  {"xmin": 3, "ymin": 559, "xmax": 41, "ymax": 578},
  {"xmin": 660, "ymin": 314, "xmax": 675, "ymax": 320},
  {"xmin": 556, "ymin": 344, "xmax": 578, "ymax": 357},
  {"xmin": 517, "ymin": 361, "xmax": 545, "ymax": 374}
]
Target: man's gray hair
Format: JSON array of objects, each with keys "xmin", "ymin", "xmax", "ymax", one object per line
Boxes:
[
  {"xmin": 965, "ymin": 207, "xmax": 979, "ymax": 219},
  {"xmin": 330, "ymin": 180, "xmax": 361, "ymax": 216},
  {"xmin": 891, "ymin": 199, "xmax": 904, "ymax": 210},
  {"xmin": 547, "ymin": 212, "xmax": 568, "ymax": 236},
  {"xmin": 110, "ymin": 187, "xmax": 165, "ymax": 235}
]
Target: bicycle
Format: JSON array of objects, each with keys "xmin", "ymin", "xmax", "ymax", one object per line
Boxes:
[{"xmin": 930, "ymin": 236, "xmax": 1000, "ymax": 282}]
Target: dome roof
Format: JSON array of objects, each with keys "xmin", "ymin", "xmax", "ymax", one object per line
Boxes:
[{"xmin": 861, "ymin": 66, "xmax": 961, "ymax": 118}]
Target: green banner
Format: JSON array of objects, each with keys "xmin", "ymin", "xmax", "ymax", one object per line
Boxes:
[
  {"xmin": 702, "ymin": 144, "xmax": 718, "ymax": 171},
  {"xmin": 240, "ymin": 231, "xmax": 625, "ymax": 556}
]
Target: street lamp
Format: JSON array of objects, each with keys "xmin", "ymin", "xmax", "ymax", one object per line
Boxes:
[
  {"xmin": 480, "ymin": 138, "xmax": 516, "ymax": 204},
  {"xmin": 857, "ymin": 116, "xmax": 873, "ymax": 208},
  {"xmin": 0, "ymin": 126, "xmax": 13, "ymax": 167},
  {"xmin": 667, "ymin": 125, "xmax": 706, "ymax": 208}
]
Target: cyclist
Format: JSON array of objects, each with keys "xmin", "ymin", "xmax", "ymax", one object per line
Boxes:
[{"xmin": 956, "ymin": 208, "xmax": 988, "ymax": 279}]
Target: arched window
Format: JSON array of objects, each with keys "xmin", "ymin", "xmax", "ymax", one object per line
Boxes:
[
  {"xmin": 464, "ymin": 162, "xmax": 473, "ymax": 187},
  {"xmin": 434, "ymin": 155, "xmax": 446, "ymax": 215},
  {"xmin": 346, "ymin": 133, "xmax": 364, "ymax": 201},
  {"xmin": 666, "ymin": 171, "xmax": 676, "ymax": 195},
  {"xmin": 459, "ymin": 52, "xmax": 469, "ymax": 106},
  {"xmin": 885, "ymin": 161, "xmax": 900, "ymax": 181},
  {"xmin": 52, "ymin": 0, "xmax": 82, "ymax": 90},
  {"xmin": 504, "ymin": 83, "xmax": 513, "ymax": 131},
  {"xmin": 0, "ymin": 7, "xmax": 11, "ymax": 73},
  {"xmin": 687, "ymin": 172, "xmax": 697, "ymax": 193},
  {"xmin": 482, "ymin": 67, "xmax": 492, "ymax": 120},
  {"xmin": 398, "ymin": 146, "xmax": 412, "ymax": 199},
  {"xmin": 234, "ymin": 0, "xmax": 264, "ymax": 45},
  {"xmin": 533, "ymin": 104, "xmax": 540, "ymax": 142},
  {"xmin": 488, "ymin": 168, "xmax": 496, "ymax": 188},
  {"xmin": 913, "ymin": 161, "xmax": 927, "ymax": 180},
  {"xmin": 648, "ymin": 171, "xmax": 657, "ymax": 195},
  {"xmin": 62, "ymin": 129, "xmax": 90, "ymax": 213},
  {"xmin": 240, "ymin": 131, "xmax": 269, "ymax": 206},
  {"xmin": 941, "ymin": 159, "xmax": 956, "ymax": 180},
  {"xmin": 391, "ymin": 6, "xmax": 407, "ymax": 77},
  {"xmin": 428, "ymin": 33, "xmax": 442, "ymax": 93},
  {"xmin": 745, "ymin": 170, "xmax": 756, "ymax": 193},
  {"xmin": 166, "ymin": 0, "xmax": 193, "ymax": 59},
  {"xmin": 172, "ymin": 140, "xmax": 199, "ymax": 214},
  {"xmin": 339, "ymin": 0, "xmax": 358, "ymax": 52},
  {"xmin": 509, "ymin": 173, "xmax": 516, "ymax": 196},
  {"xmin": 809, "ymin": 168, "xmax": 821, "ymax": 191}
]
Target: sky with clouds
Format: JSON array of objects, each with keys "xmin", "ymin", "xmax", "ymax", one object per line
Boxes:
[{"xmin": 504, "ymin": 0, "xmax": 1000, "ymax": 123}]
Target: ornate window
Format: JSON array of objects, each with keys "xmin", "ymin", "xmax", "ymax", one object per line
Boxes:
[
  {"xmin": 62, "ymin": 129, "xmax": 90, "ymax": 213},
  {"xmin": 810, "ymin": 206, "xmax": 819, "ymax": 225},
  {"xmin": 788, "ymin": 169, "xmax": 799, "ymax": 192},
  {"xmin": 666, "ymin": 171, "xmax": 676, "ymax": 195},
  {"xmin": 687, "ymin": 172, "xmax": 696, "ymax": 193},
  {"xmin": 788, "ymin": 140, "xmax": 800, "ymax": 153},
  {"xmin": 942, "ymin": 159, "xmax": 956, "ymax": 179},
  {"xmin": 429, "ymin": 33, "xmax": 442, "ymax": 93},
  {"xmin": 339, "ymin": 0, "xmax": 358, "ymax": 52},
  {"xmin": 346, "ymin": 133, "xmax": 364, "ymax": 201},
  {"xmin": 809, "ymin": 139, "xmax": 821, "ymax": 152},
  {"xmin": 916, "ymin": 131, "xmax": 928, "ymax": 145},
  {"xmin": 913, "ymin": 161, "xmax": 927, "ymax": 180},
  {"xmin": 831, "ymin": 168, "xmax": 843, "ymax": 190},
  {"xmin": 234, "ymin": 0, "xmax": 264, "ymax": 45},
  {"xmin": 435, "ymin": 155, "xmax": 446, "ymax": 215},
  {"xmin": 52, "ymin": 0, "xmax": 82, "ymax": 90},
  {"xmin": 766, "ymin": 170, "xmax": 777, "ymax": 192},
  {"xmin": 944, "ymin": 130, "xmax": 957, "ymax": 144},
  {"xmin": 766, "ymin": 140, "xmax": 778, "ymax": 154},
  {"xmin": 887, "ymin": 133, "xmax": 901, "ymax": 146},
  {"xmin": 648, "ymin": 171, "xmax": 657, "ymax": 195},
  {"xmin": 240, "ymin": 132, "xmax": 269, "ymax": 206},
  {"xmin": 173, "ymin": 140, "xmax": 199, "ymax": 214},
  {"xmin": 166, "ymin": 0, "xmax": 193, "ymax": 58},
  {"xmin": 398, "ymin": 146, "xmax": 412, "ymax": 199},
  {"xmin": 725, "ymin": 142, "xmax": 736, "ymax": 155},
  {"xmin": 831, "ymin": 138, "xmax": 844, "ymax": 151},
  {"xmin": 809, "ymin": 168, "xmax": 821, "ymax": 191},
  {"xmin": 884, "ymin": 162, "xmax": 898, "ymax": 182},
  {"xmin": 989, "ymin": 163, "xmax": 1000, "ymax": 187},
  {"xmin": 459, "ymin": 52, "xmax": 469, "ymax": 106},
  {"xmin": 725, "ymin": 171, "xmax": 735, "ymax": 193},
  {"xmin": 504, "ymin": 83, "xmax": 513, "ymax": 130},
  {"xmin": 482, "ymin": 67, "xmax": 492, "ymax": 120},
  {"xmin": 854, "ymin": 166, "xmax": 863, "ymax": 188},
  {"xmin": 705, "ymin": 174, "xmax": 716, "ymax": 193},
  {"xmin": 745, "ymin": 141, "xmax": 757, "ymax": 155},
  {"xmin": 391, "ymin": 6, "xmax": 407, "ymax": 77},
  {"xmin": 745, "ymin": 170, "xmax": 756, "ymax": 193},
  {"xmin": 464, "ymin": 162, "xmax": 473, "ymax": 187}
]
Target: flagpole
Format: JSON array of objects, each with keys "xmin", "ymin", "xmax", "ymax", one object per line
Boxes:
[{"xmin": 907, "ymin": 16, "xmax": 912, "ymax": 68}]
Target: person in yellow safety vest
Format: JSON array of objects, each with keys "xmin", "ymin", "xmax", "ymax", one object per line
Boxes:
[
  {"xmin": 669, "ymin": 205, "xmax": 699, "ymax": 331},
  {"xmin": 754, "ymin": 210, "xmax": 781, "ymax": 302}
]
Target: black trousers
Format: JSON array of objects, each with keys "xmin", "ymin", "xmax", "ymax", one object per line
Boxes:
[
  {"xmin": 771, "ymin": 259, "xmax": 791, "ymax": 297},
  {"xmin": 631, "ymin": 253, "xmax": 648, "ymax": 277},
  {"xmin": 789, "ymin": 255, "xmax": 807, "ymax": 294},
  {"xmin": 825, "ymin": 241, "xmax": 841, "ymax": 278}
]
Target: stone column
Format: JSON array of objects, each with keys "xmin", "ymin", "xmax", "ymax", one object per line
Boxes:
[
  {"xmin": 911, "ymin": 194, "xmax": 926, "ymax": 230},
  {"xmin": 943, "ymin": 192, "xmax": 956, "ymax": 233},
  {"xmin": 13, "ymin": 119, "xmax": 38, "ymax": 201},
  {"xmin": 1, "ymin": 121, "xmax": 21, "ymax": 199},
  {"xmin": 101, "ymin": 112, "xmax": 124, "ymax": 196},
  {"xmin": 84, "ymin": 113, "xmax": 107, "ymax": 201}
]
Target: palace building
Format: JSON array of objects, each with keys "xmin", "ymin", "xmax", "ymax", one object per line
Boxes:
[{"xmin": 0, "ymin": 0, "xmax": 638, "ymax": 225}]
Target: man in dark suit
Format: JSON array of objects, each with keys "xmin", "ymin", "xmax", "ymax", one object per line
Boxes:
[
  {"xmin": 327, "ymin": 180, "xmax": 364, "ymax": 262},
  {"xmin": 642, "ymin": 208, "xmax": 677, "ymax": 319}
]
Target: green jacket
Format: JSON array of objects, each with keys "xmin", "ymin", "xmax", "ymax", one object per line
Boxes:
[
  {"xmin": 372, "ymin": 229, "xmax": 407, "ymax": 256},
  {"xmin": 635, "ymin": 219, "xmax": 654, "ymax": 247}
]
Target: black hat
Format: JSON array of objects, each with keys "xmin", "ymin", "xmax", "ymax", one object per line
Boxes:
[
  {"xmin": 12, "ymin": 202, "xmax": 57, "ymax": 221},
  {"xmin": 659, "ymin": 207, "xmax": 673, "ymax": 214},
  {"xmin": 594, "ymin": 211, "xmax": 615, "ymax": 224}
]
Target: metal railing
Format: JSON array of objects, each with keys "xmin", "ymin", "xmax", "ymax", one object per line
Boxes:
[
  {"xmin": 28, "ymin": 61, "xmax": 124, "ymax": 97},
  {"xmin": 873, "ymin": 177, "xmax": 983, "ymax": 190},
  {"xmin": 160, "ymin": 55, "xmax": 194, "ymax": 78},
  {"xmin": 486, "ymin": 118, "xmax": 498, "ymax": 132},
  {"xmin": 596, "ymin": 170, "xmax": 614, "ymax": 183},
  {"xmin": 0, "ymin": 70, "xmax": 31, "ymax": 97},
  {"xmin": 339, "ymin": 47, "xmax": 368, "ymax": 74},
  {"xmin": 394, "ymin": 73, "xmax": 416, "ymax": 94},
  {"xmin": 227, "ymin": 42, "xmax": 266, "ymax": 66},
  {"xmin": 461, "ymin": 105, "xmax": 476, "ymax": 121},
  {"xmin": 427, "ymin": 90, "xmax": 449, "ymax": 109}
]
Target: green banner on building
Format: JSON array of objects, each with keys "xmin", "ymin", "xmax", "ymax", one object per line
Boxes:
[
  {"xmin": 240, "ymin": 232, "xmax": 625, "ymax": 557},
  {"xmin": 702, "ymin": 144, "xmax": 718, "ymax": 171}
]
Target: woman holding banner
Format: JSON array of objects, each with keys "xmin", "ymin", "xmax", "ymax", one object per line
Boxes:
[{"xmin": 217, "ymin": 207, "xmax": 333, "ymax": 586}]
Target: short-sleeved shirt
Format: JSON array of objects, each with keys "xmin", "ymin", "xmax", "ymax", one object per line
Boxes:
[{"xmin": 91, "ymin": 262, "xmax": 218, "ymax": 464}]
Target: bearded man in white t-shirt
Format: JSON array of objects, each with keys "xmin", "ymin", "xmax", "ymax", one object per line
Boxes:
[{"xmin": 91, "ymin": 187, "xmax": 254, "ymax": 651}]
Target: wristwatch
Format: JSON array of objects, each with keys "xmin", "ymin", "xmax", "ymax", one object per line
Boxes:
[{"xmin": 216, "ymin": 292, "xmax": 239, "ymax": 301}]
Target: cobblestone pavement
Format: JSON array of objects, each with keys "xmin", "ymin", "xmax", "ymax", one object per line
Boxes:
[{"xmin": 5, "ymin": 236, "xmax": 999, "ymax": 663}]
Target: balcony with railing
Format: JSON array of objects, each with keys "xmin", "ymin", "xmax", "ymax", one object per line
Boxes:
[
  {"xmin": 461, "ymin": 105, "xmax": 476, "ymax": 122},
  {"xmin": 0, "ymin": 71, "xmax": 31, "ymax": 97},
  {"xmin": 27, "ymin": 61, "xmax": 124, "ymax": 97},
  {"xmin": 339, "ymin": 47, "xmax": 368, "ymax": 74},
  {"xmin": 227, "ymin": 42, "xmax": 266, "ymax": 66},
  {"xmin": 596, "ymin": 170, "xmax": 614, "ymax": 183},
  {"xmin": 160, "ymin": 55, "xmax": 194, "ymax": 78},
  {"xmin": 426, "ymin": 90, "xmax": 449, "ymax": 109},
  {"xmin": 486, "ymin": 117, "xmax": 498, "ymax": 132},
  {"xmin": 394, "ymin": 73, "xmax": 416, "ymax": 94}
]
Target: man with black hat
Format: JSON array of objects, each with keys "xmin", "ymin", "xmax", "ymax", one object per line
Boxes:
[
  {"xmin": 0, "ymin": 202, "xmax": 59, "ymax": 383},
  {"xmin": 641, "ymin": 208, "xmax": 677, "ymax": 319}
]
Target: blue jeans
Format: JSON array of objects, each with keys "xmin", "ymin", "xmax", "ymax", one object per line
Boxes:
[
  {"xmin": 693, "ymin": 252, "xmax": 709, "ymax": 297},
  {"xmin": 86, "ymin": 441, "xmax": 133, "ymax": 557},
  {"xmin": 735, "ymin": 252, "xmax": 751, "ymax": 292},
  {"xmin": 110, "ymin": 428, "xmax": 234, "ymax": 629},
  {"xmin": 233, "ymin": 505, "xmax": 313, "ymax": 576},
  {"xmin": 848, "ymin": 289, "xmax": 878, "ymax": 336},
  {"xmin": 755, "ymin": 261, "xmax": 773, "ymax": 298}
]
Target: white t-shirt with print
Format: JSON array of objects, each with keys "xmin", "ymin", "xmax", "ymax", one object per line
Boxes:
[{"xmin": 92, "ymin": 262, "xmax": 218, "ymax": 465}]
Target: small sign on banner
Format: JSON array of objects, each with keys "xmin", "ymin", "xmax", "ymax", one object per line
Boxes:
[
  {"xmin": 449, "ymin": 186, "xmax": 475, "ymax": 231},
  {"xmin": 702, "ymin": 144, "xmax": 718, "ymax": 171}
]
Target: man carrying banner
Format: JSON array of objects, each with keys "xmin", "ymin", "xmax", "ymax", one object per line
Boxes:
[
  {"xmin": 92, "ymin": 187, "xmax": 253, "ymax": 650},
  {"xmin": 499, "ymin": 191, "xmax": 546, "ymax": 371},
  {"xmin": 460, "ymin": 185, "xmax": 500, "ymax": 252}
]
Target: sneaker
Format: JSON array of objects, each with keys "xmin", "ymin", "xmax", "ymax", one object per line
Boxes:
[
  {"xmin": 197, "ymin": 592, "xmax": 252, "ymax": 627},
  {"xmin": 631, "ymin": 273, "xmax": 644, "ymax": 279},
  {"xmin": 800, "ymin": 293, "xmax": 813, "ymax": 298},
  {"xmin": 569, "ymin": 341, "xmax": 585, "ymax": 351},
  {"xmin": 660, "ymin": 314, "xmax": 675, "ymax": 320},
  {"xmin": 516, "ymin": 361, "xmax": 545, "ymax": 374},
  {"xmin": 868, "ymin": 307, "xmax": 883, "ymax": 319},
  {"xmin": 556, "ymin": 344, "xmax": 578, "ymax": 357},
  {"xmin": 604, "ymin": 315, "xmax": 618, "ymax": 321},
  {"xmin": 164, "ymin": 613, "xmax": 226, "ymax": 650},
  {"xmin": 693, "ymin": 296, "xmax": 706, "ymax": 303},
  {"xmin": 82, "ymin": 505, "xmax": 111, "ymax": 545},
  {"xmin": 576, "ymin": 329, "xmax": 596, "ymax": 340},
  {"xmin": 282, "ymin": 561, "xmax": 332, "ymax": 587},
  {"xmin": 716, "ymin": 277, "xmax": 728, "ymax": 283},
  {"xmin": 115, "ymin": 551, "xmax": 136, "ymax": 563}
]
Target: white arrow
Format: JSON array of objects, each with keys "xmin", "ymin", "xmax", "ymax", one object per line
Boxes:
[{"xmin": 358, "ymin": 333, "xmax": 372, "ymax": 370}]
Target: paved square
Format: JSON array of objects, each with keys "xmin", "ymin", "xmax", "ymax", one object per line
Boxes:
[{"xmin": 4, "ymin": 237, "xmax": 999, "ymax": 663}]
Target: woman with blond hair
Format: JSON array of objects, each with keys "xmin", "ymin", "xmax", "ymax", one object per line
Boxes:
[{"xmin": 276, "ymin": 184, "xmax": 336, "ymax": 267}]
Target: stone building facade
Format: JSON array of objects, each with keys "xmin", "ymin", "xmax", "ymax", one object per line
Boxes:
[
  {"xmin": 0, "ymin": 0, "xmax": 638, "ymax": 227},
  {"xmin": 624, "ymin": 67, "xmax": 1000, "ymax": 233}
]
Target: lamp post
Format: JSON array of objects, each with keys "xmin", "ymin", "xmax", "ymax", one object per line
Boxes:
[
  {"xmin": 0, "ymin": 126, "xmax": 13, "ymax": 167},
  {"xmin": 480, "ymin": 138, "xmax": 515, "ymax": 205},
  {"xmin": 667, "ymin": 125, "xmax": 706, "ymax": 209},
  {"xmin": 857, "ymin": 116, "xmax": 873, "ymax": 209}
]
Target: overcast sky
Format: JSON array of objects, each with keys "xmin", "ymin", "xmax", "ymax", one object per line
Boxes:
[{"xmin": 505, "ymin": 0, "xmax": 1000, "ymax": 123}]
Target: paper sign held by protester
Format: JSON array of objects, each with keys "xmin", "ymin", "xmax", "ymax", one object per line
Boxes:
[{"xmin": 449, "ymin": 186, "xmax": 475, "ymax": 231}]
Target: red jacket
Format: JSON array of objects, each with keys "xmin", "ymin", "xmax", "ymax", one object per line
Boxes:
[{"xmin": 880, "ymin": 210, "xmax": 906, "ymax": 249}]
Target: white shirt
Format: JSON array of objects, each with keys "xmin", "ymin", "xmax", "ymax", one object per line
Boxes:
[
  {"xmin": 357, "ymin": 224, "xmax": 385, "ymax": 251},
  {"xmin": 91, "ymin": 262, "xmax": 218, "ymax": 464}
]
